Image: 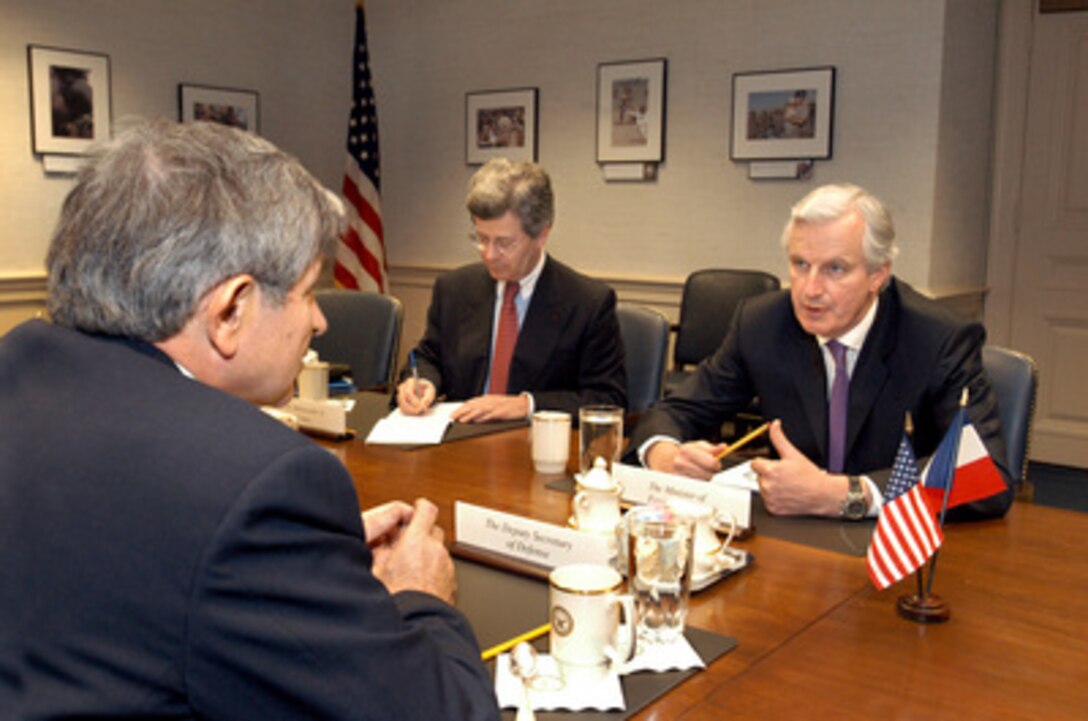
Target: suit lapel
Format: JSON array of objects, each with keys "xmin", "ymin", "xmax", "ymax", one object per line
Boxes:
[
  {"xmin": 844, "ymin": 283, "xmax": 898, "ymax": 462},
  {"xmin": 786, "ymin": 320, "xmax": 828, "ymax": 458},
  {"xmin": 460, "ymin": 269, "xmax": 497, "ymax": 394},
  {"xmin": 510, "ymin": 258, "xmax": 567, "ymax": 390}
]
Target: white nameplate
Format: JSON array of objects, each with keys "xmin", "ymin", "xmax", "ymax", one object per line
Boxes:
[
  {"xmin": 613, "ymin": 463, "xmax": 752, "ymax": 529},
  {"xmin": 455, "ymin": 502, "xmax": 613, "ymax": 569},
  {"xmin": 285, "ymin": 397, "xmax": 351, "ymax": 436}
]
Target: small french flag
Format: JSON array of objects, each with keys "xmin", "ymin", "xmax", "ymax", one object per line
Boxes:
[{"xmin": 921, "ymin": 416, "xmax": 1007, "ymax": 515}]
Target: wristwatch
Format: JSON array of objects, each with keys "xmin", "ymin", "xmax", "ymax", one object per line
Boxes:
[{"xmin": 841, "ymin": 475, "xmax": 867, "ymax": 521}]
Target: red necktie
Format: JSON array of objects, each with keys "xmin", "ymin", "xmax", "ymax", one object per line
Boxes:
[
  {"xmin": 488, "ymin": 282, "xmax": 520, "ymax": 394},
  {"xmin": 826, "ymin": 339, "xmax": 849, "ymax": 473}
]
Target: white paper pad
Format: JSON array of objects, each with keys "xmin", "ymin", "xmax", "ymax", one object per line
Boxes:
[
  {"xmin": 364, "ymin": 402, "xmax": 462, "ymax": 445},
  {"xmin": 711, "ymin": 460, "xmax": 760, "ymax": 492},
  {"xmin": 620, "ymin": 633, "xmax": 706, "ymax": 674},
  {"xmin": 494, "ymin": 653, "xmax": 625, "ymax": 712}
]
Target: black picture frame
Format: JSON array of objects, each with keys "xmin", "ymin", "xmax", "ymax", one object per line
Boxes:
[
  {"xmin": 730, "ymin": 66, "xmax": 835, "ymax": 161},
  {"xmin": 465, "ymin": 87, "xmax": 538, "ymax": 165},
  {"xmin": 178, "ymin": 83, "xmax": 261, "ymax": 134},
  {"xmin": 596, "ymin": 58, "xmax": 667, "ymax": 163},
  {"xmin": 28, "ymin": 45, "xmax": 112, "ymax": 156}
]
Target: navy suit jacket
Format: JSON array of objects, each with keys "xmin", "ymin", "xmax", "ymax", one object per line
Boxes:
[
  {"xmin": 627, "ymin": 278, "xmax": 1013, "ymax": 519},
  {"xmin": 406, "ymin": 256, "xmax": 627, "ymax": 416},
  {"xmin": 0, "ymin": 320, "xmax": 499, "ymax": 720}
]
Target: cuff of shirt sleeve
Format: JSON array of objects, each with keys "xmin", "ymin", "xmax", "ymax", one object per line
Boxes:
[
  {"xmin": 637, "ymin": 435, "xmax": 681, "ymax": 466},
  {"xmin": 861, "ymin": 475, "xmax": 882, "ymax": 517}
]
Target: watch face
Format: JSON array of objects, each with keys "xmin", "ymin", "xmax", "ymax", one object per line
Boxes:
[{"xmin": 846, "ymin": 498, "xmax": 866, "ymax": 519}]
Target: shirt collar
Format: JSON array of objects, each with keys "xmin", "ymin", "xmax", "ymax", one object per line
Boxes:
[
  {"xmin": 818, "ymin": 294, "xmax": 880, "ymax": 352},
  {"xmin": 497, "ymin": 250, "xmax": 547, "ymax": 301}
]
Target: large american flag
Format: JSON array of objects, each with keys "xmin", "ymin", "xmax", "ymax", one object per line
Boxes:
[
  {"xmin": 866, "ymin": 434, "xmax": 944, "ymax": 590},
  {"xmin": 335, "ymin": 0, "xmax": 387, "ymax": 293}
]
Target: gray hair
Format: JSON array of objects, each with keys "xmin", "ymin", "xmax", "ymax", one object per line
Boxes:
[
  {"xmin": 465, "ymin": 158, "xmax": 554, "ymax": 239},
  {"xmin": 780, "ymin": 183, "xmax": 898, "ymax": 271},
  {"xmin": 46, "ymin": 118, "xmax": 343, "ymax": 341}
]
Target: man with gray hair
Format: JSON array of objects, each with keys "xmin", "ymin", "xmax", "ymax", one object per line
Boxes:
[
  {"xmin": 627, "ymin": 183, "xmax": 1012, "ymax": 520},
  {"xmin": 397, "ymin": 157, "xmax": 626, "ymax": 422},
  {"xmin": 0, "ymin": 119, "xmax": 498, "ymax": 719}
]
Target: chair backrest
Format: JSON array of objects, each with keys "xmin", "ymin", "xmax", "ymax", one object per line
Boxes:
[
  {"xmin": 673, "ymin": 269, "xmax": 780, "ymax": 369},
  {"xmin": 982, "ymin": 345, "xmax": 1038, "ymax": 487},
  {"xmin": 616, "ymin": 303, "xmax": 670, "ymax": 414},
  {"xmin": 311, "ymin": 289, "xmax": 403, "ymax": 393}
]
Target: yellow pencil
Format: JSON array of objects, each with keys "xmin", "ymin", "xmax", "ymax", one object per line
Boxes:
[
  {"xmin": 714, "ymin": 421, "xmax": 771, "ymax": 461},
  {"xmin": 480, "ymin": 622, "xmax": 551, "ymax": 661}
]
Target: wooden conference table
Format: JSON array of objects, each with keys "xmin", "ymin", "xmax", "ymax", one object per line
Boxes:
[{"xmin": 320, "ymin": 425, "xmax": 1088, "ymax": 720}]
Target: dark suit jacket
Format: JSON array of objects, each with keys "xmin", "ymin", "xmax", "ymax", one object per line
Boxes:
[
  {"xmin": 406, "ymin": 256, "xmax": 627, "ymax": 416},
  {"xmin": 0, "ymin": 320, "xmax": 498, "ymax": 720},
  {"xmin": 627, "ymin": 278, "xmax": 1013, "ymax": 519}
]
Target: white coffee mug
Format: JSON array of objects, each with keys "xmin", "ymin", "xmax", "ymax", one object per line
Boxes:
[
  {"xmin": 548, "ymin": 564, "xmax": 635, "ymax": 674},
  {"xmin": 297, "ymin": 360, "xmax": 330, "ymax": 401},
  {"xmin": 531, "ymin": 411, "xmax": 571, "ymax": 474}
]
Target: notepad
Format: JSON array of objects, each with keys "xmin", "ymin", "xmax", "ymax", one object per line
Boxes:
[
  {"xmin": 364, "ymin": 402, "xmax": 463, "ymax": 445},
  {"xmin": 710, "ymin": 460, "xmax": 760, "ymax": 492}
]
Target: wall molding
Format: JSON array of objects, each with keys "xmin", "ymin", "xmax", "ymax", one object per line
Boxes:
[
  {"xmin": 0, "ymin": 272, "xmax": 48, "ymax": 303},
  {"xmin": 0, "ymin": 272, "xmax": 48, "ymax": 335},
  {"xmin": 1, "ymin": 265, "xmax": 984, "ymax": 341},
  {"xmin": 388, "ymin": 263, "xmax": 987, "ymax": 321},
  {"xmin": 385, "ymin": 263, "xmax": 988, "ymax": 368}
]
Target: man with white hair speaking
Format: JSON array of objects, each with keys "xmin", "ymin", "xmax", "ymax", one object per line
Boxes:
[{"xmin": 627, "ymin": 183, "xmax": 1012, "ymax": 521}]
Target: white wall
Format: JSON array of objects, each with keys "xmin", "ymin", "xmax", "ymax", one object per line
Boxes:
[
  {"xmin": 0, "ymin": 0, "xmax": 999, "ymax": 334},
  {"xmin": 0, "ymin": 0, "xmax": 352, "ymax": 275},
  {"xmin": 929, "ymin": 0, "xmax": 999, "ymax": 294},
  {"xmin": 366, "ymin": 0, "xmax": 995, "ymax": 292}
]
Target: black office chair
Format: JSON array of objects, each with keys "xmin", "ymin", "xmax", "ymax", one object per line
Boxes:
[
  {"xmin": 982, "ymin": 345, "xmax": 1038, "ymax": 494},
  {"xmin": 616, "ymin": 303, "xmax": 670, "ymax": 418},
  {"xmin": 664, "ymin": 268, "xmax": 780, "ymax": 395},
  {"xmin": 311, "ymin": 289, "xmax": 403, "ymax": 394}
]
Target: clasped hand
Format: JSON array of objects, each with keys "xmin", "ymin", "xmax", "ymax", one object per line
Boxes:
[{"xmin": 363, "ymin": 498, "xmax": 457, "ymax": 603}]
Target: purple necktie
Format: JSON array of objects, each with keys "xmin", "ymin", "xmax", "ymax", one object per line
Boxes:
[{"xmin": 826, "ymin": 339, "xmax": 849, "ymax": 473}]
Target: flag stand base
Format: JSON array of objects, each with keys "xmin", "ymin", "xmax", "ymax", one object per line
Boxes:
[{"xmin": 897, "ymin": 593, "xmax": 950, "ymax": 623}]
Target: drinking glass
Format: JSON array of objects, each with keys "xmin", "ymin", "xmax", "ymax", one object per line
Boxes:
[
  {"xmin": 578, "ymin": 405, "xmax": 623, "ymax": 476},
  {"xmin": 624, "ymin": 504, "xmax": 695, "ymax": 645}
]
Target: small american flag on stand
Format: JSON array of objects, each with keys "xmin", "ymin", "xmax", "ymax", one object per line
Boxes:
[
  {"xmin": 335, "ymin": 0, "xmax": 387, "ymax": 293},
  {"xmin": 866, "ymin": 434, "xmax": 943, "ymax": 590}
]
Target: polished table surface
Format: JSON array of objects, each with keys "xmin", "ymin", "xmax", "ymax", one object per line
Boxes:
[{"xmin": 321, "ymin": 426, "xmax": 1088, "ymax": 720}]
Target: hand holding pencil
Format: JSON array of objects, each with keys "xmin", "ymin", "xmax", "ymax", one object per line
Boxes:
[{"xmin": 715, "ymin": 421, "xmax": 771, "ymax": 462}]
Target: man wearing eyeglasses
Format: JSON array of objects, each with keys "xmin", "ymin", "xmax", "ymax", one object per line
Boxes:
[{"xmin": 397, "ymin": 158, "xmax": 626, "ymax": 422}]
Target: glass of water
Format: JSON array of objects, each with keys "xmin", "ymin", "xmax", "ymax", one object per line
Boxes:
[
  {"xmin": 624, "ymin": 504, "xmax": 695, "ymax": 645},
  {"xmin": 578, "ymin": 404, "xmax": 624, "ymax": 476}
]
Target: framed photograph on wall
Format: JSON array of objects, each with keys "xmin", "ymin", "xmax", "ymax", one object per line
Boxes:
[
  {"xmin": 465, "ymin": 87, "xmax": 538, "ymax": 164},
  {"xmin": 596, "ymin": 58, "xmax": 667, "ymax": 163},
  {"xmin": 178, "ymin": 84, "xmax": 260, "ymax": 133},
  {"xmin": 28, "ymin": 45, "xmax": 112, "ymax": 156},
  {"xmin": 730, "ymin": 66, "xmax": 835, "ymax": 161}
]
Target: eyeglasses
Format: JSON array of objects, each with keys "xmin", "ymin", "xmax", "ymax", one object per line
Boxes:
[{"xmin": 467, "ymin": 231, "xmax": 524, "ymax": 255}]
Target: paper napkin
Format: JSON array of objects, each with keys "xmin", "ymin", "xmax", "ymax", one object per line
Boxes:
[
  {"xmin": 494, "ymin": 652, "xmax": 625, "ymax": 712},
  {"xmin": 620, "ymin": 633, "xmax": 706, "ymax": 674}
]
